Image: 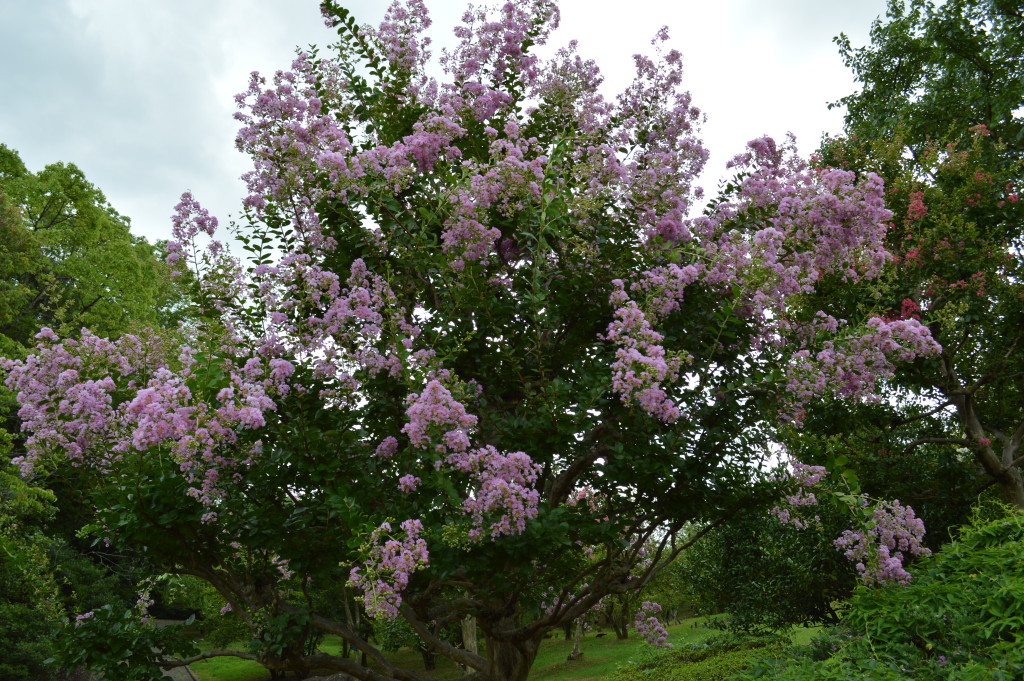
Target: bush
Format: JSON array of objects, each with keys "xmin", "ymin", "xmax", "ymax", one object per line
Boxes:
[
  {"xmin": 739, "ymin": 507, "xmax": 1024, "ymax": 680},
  {"xmin": 608, "ymin": 632, "xmax": 787, "ymax": 681}
]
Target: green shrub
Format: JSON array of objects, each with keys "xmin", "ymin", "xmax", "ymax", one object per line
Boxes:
[
  {"xmin": 608, "ymin": 632, "xmax": 786, "ymax": 681},
  {"xmin": 739, "ymin": 507, "xmax": 1024, "ymax": 680}
]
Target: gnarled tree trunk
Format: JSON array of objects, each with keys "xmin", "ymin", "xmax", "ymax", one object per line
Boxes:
[{"xmin": 483, "ymin": 618, "xmax": 541, "ymax": 681}]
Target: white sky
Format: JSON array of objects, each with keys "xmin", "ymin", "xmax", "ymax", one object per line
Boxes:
[{"xmin": 0, "ymin": 0, "xmax": 888, "ymax": 243}]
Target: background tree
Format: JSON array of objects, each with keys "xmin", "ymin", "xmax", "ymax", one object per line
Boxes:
[
  {"xmin": 680, "ymin": 496, "xmax": 856, "ymax": 633},
  {"xmin": 1, "ymin": 2, "xmax": 941, "ymax": 680},
  {"xmin": 0, "ymin": 143, "xmax": 181, "ymax": 352},
  {"xmin": 818, "ymin": 0, "xmax": 1024, "ymax": 506}
]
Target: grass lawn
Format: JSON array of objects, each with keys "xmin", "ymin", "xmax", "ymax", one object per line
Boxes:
[{"xmin": 189, "ymin": 618, "xmax": 793, "ymax": 681}]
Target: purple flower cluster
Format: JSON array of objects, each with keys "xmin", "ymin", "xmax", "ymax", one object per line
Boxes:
[
  {"xmin": 402, "ymin": 380, "xmax": 478, "ymax": 451},
  {"xmin": 3, "ymin": 328, "xmax": 291, "ymax": 506},
  {"xmin": 633, "ymin": 600, "xmax": 672, "ymax": 648},
  {"xmin": 447, "ymin": 445, "xmax": 541, "ymax": 540},
  {"xmin": 769, "ymin": 458, "xmax": 930, "ymax": 585},
  {"xmin": 770, "ymin": 458, "xmax": 829, "ymax": 529},
  {"xmin": 605, "ymin": 281, "xmax": 684, "ymax": 422},
  {"xmin": 348, "ymin": 519, "xmax": 429, "ymax": 619},
  {"xmin": 600, "ymin": 132, "xmax": 940, "ymax": 425},
  {"xmin": 234, "ymin": 52, "xmax": 352, "ymax": 255},
  {"xmin": 783, "ymin": 314, "xmax": 941, "ymax": 423},
  {"xmin": 402, "ymin": 380, "xmax": 541, "ymax": 540},
  {"xmin": 834, "ymin": 500, "xmax": 931, "ymax": 586}
]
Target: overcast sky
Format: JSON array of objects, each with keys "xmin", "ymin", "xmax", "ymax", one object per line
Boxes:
[{"xmin": 0, "ymin": 0, "xmax": 889, "ymax": 244}]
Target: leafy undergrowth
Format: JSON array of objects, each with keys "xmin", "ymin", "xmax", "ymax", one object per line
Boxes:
[
  {"xmin": 739, "ymin": 509, "xmax": 1024, "ymax": 681},
  {"xmin": 603, "ymin": 632, "xmax": 789, "ymax": 681}
]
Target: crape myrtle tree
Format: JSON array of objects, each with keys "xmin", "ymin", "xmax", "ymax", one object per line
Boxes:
[
  {"xmin": 814, "ymin": 0, "xmax": 1024, "ymax": 507},
  {"xmin": 2, "ymin": 2, "xmax": 941, "ymax": 680}
]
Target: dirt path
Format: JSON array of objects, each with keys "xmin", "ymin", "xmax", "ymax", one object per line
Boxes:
[{"xmin": 160, "ymin": 663, "xmax": 200, "ymax": 681}]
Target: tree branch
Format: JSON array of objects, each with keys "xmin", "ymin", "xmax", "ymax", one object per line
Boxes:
[
  {"xmin": 399, "ymin": 603, "xmax": 489, "ymax": 672},
  {"xmin": 160, "ymin": 649, "xmax": 259, "ymax": 668},
  {"xmin": 900, "ymin": 436, "xmax": 972, "ymax": 456}
]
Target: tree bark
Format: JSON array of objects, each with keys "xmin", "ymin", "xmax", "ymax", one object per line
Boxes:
[
  {"xmin": 461, "ymin": 615, "xmax": 478, "ymax": 655},
  {"xmin": 956, "ymin": 393, "xmax": 1024, "ymax": 508},
  {"xmin": 566, "ymin": 619, "xmax": 584, "ymax": 661},
  {"xmin": 483, "ymin": 618, "xmax": 540, "ymax": 681}
]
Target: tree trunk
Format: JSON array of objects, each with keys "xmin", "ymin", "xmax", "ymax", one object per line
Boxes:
[
  {"xmin": 419, "ymin": 646, "xmax": 437, "ymax": 671},
  {"xmin": 566, "ymin": 619, "xmax": 584, "ymax": 661},
  {"xmin": 611, "ymin": 610, "xmax": 629, "ymax": 640},
  {"xmin": 483, "ymin": 620, "xmax": 540, "ymax": 681},
  {"xmin": 995, "ymin": 461, "xmax": 1024, "ymax": 509},
  {"xmin": 956, "ymin": 393, "xmax": 1024, "ymax": 508},
  {"xmin": 462, "ymin": 615, "xmax": 478, "ymax": 655}
]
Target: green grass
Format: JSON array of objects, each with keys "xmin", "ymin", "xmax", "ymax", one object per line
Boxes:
[
  {"xmin": 188, "ymin": 619, "xmax": 795, "ymax": 681},
  {"xmin": 190, "ymin": 655, "xmax": 270, "ymax": 681},
  {"xmin": 188, "ymin": 639, "xmax": 269, "ymax": 681},
  {"xmin": 529, "ymin": 621, "xmax": 717, "ymax": 681}
]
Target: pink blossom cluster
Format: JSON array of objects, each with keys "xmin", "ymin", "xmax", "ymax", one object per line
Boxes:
[
  {"xmin": 770, "ymin": 458, "xmax": 829, "ymax": 529},
  {"xmin": 566, "ymin": 485, "xmax": 601, "ymax": 513},
  {"xmin": 605, "ymin": 281, "xmax": 684, "ymax": 422},
  {"xmin": 372, "ymin": 0, "xmax": 433, "ymax": 86},
  {"xmin": 167, "ymin": 191, "xmax": 219, "ymax": 278},
  {"xmin": 348, "ymin": 519, "xmax": 429, "ymax": 620},
  {"xmin": 402, "ymin": 380, "xmax": 478, "ymax": 451},
  {"xmin": 439, "ymin": 0, "xmax": 559, "ymax": 120},
  {"xmin": 3, "ymin": 328, "xmax": 292, "ymax": 506},
  {"xmin": 286, "ymin": 2, "xmax": 709, "ymax": 278},
  {"xmin": 3, "ymin": 331, "xmax": 134, "ymax": 473},
  {"xmin": 440, "ymin": 129, "xmax": 547, "ymax": 270},
  {"xmin": 906, "ymin": 191, "xmax": 928, "ymax": 221},
  {"xmin": 603, "ymin": 132, "xmax": 938, "ymax": 425},
  {"xmin": 167, "ymin": 192, "xmax": 249, "ymax": 325},
  {"xmin": 233, "ymin": 52, "xmax": 352, "ymax": 254},
  {"xmin": 447, "ymin": 445, "xmax": 541, "ymax": 540},
  {"xmin": 633, "ymin": 601, "xmax": 672, "ymax": 648},
  {"xmin": 784, "ymin": 314, "xmax": 941, "ymax": 422},
  {"xmin": 255, "ymin": 256, "xmax": 416, "ymax": 388},
  {"xmin": 834, "ymin": 500, "xmax": 931, "ymax": 586},
  {"xmin": 682, "ymin": 137, "xmax": 893, "ymax": 312},
  {"xmin": 769, "ymin": 456, "xmax": 931, "ymax": 586},
  {"xmin": 401, "ymin": 381, "xmax": 541, "ymax": 540},
  {"xmin": 613, "ymin": 29, "xmax": 708, "ymax": 243}
]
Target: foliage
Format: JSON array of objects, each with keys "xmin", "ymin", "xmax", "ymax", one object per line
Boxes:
[
  {"xmin": 740, "ymin": 507, "xmax": 1024, "ymax": 680},
  {"xmin": 822, "ymin": 0, "xmax": 1024, "ymax": 506},
  {"xmin": 680, "ymin": 499, "xmax": 855, "ymax": 633},
  {"xmin": 54, "ymin": 606, "xmax": 199, "ymax": 681},
  {"xmin": 1, "ymin": 1, "xmax": 941, "ymax": 680},
  {"xmin": 0, "ymin": 142, "xmax": 184, "ymax": 680},
  {"xmin": 0, "ymin": 462, "xmax": 64, "ymax": 681},
  {"xmin": 834, "ymin": 0, "xmax": 1024, "ymax": 160}
]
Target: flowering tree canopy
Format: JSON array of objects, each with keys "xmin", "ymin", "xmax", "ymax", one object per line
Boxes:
[{"xmin": 2, "ymin": 2, "xmax": 940, "ymax": 680}]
